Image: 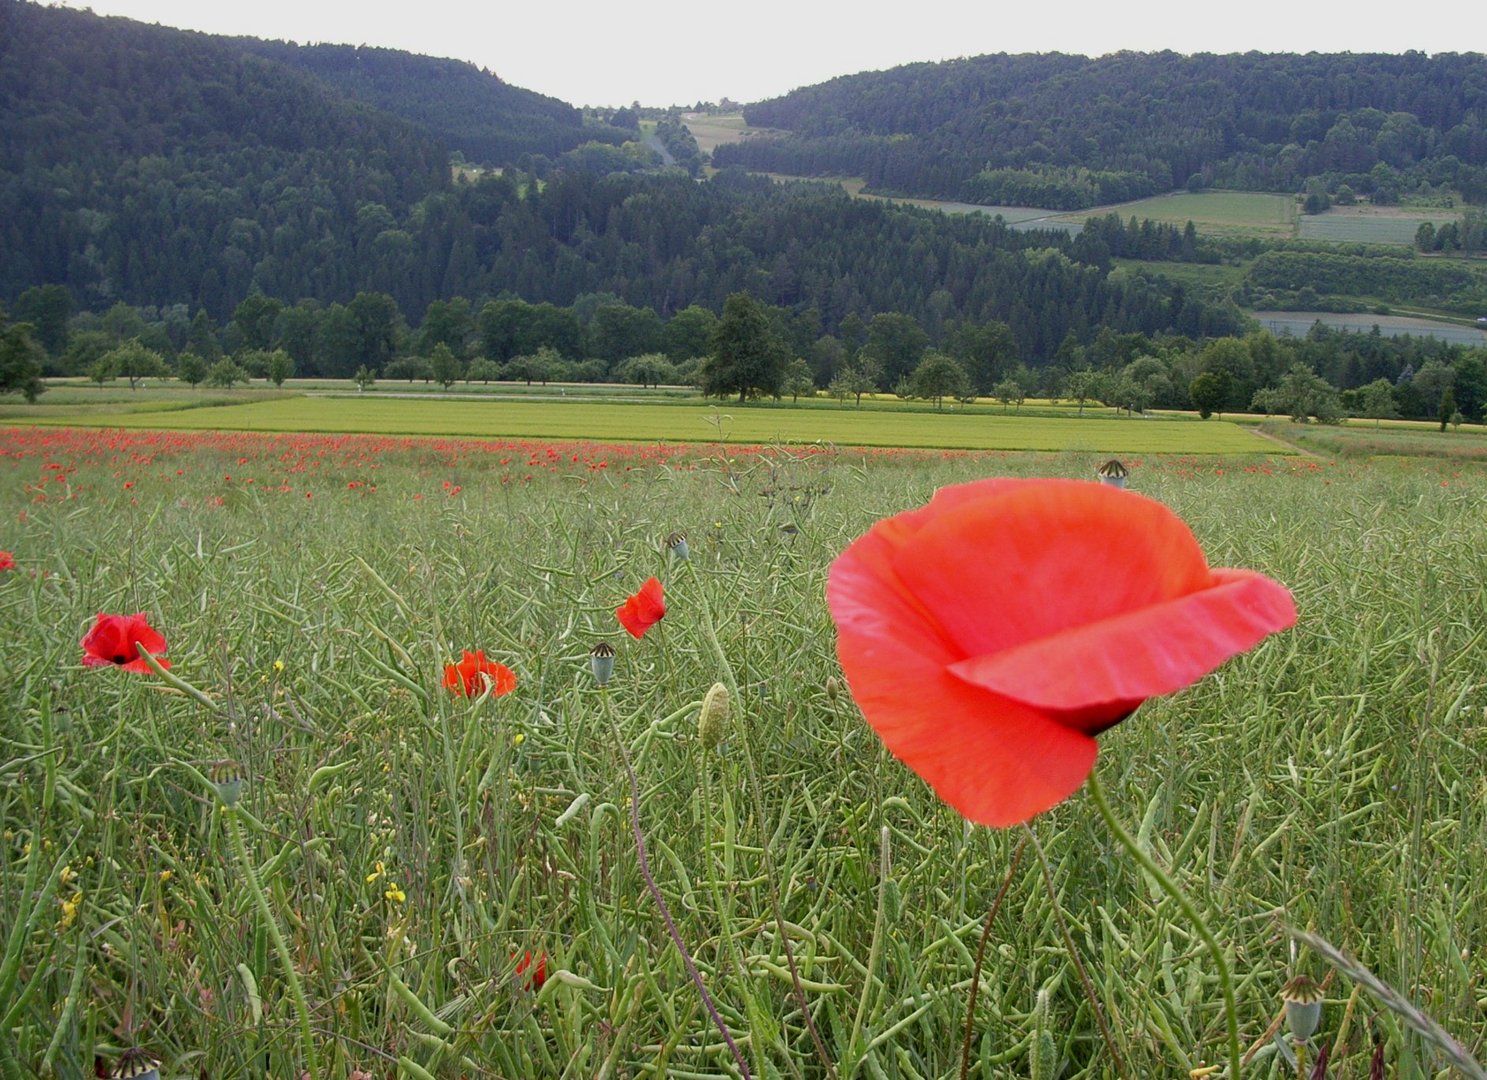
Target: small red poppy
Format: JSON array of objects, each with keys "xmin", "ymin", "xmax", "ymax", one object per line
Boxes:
[
  {"xmin": 0, "ymin": 551, "xmax": 14, "ymax": 572},
  {"xmin": 514, "ymin": 949, "xmax": 547, "ymax": 991},
  {"xmin": 616, "ymin": 576, "xmax": 666, "ymax": 638},
  {"xmin": 81, "ymin": 612, "xmax": 171, "ymax": 673},
  {"xmin": 443, "ymin": 650, "xmax": 517, "ymax": 698},
  {"xmin": 827, "ymin": 478, "xmax": 1295, "ymax": 827}
]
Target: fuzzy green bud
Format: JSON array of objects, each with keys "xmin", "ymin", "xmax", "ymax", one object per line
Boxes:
[{"xmin": 697, "ymin": 682, "xmax": 729, "ymax": 750}]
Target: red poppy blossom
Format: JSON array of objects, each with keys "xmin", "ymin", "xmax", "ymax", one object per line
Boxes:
[
  {"xmin": 0, "ymin": 551, "xmax": 14, "ymax": 572},
  {"xmin": 514, "ymin": 949, "xmax": 547, "ymax": 991},
  {"xmin": 616, "ymin": 576, "xmax": 666, "ymax": 638},
  {"xmin": 827, "ymin": 478, "xmax": 1295, "ymax": 827},
  {"xmin": 81, "ymin": 612, "xmax": 171, "ymax": 673},
  {"xmin": 443, "ymin": 650, "xmax": 517, "ymax": 698}
]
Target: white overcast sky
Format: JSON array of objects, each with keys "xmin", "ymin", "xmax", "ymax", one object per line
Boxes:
[{"xmin": 49, "ymin": 0, "xmax": 1478, "ymax": 108}]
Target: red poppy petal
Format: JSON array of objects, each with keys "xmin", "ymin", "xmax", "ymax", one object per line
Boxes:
[
  {"xmin": 127, "ymin": 615, "xmax": 168, "ymax": 658},
  {"xmin": 892, "ymin": 482, "xmax": 1212, "ymax": 658},
  {"xmin": 121, "ymin": 656, "xmax": 170, "ymax": 673},
  {"xmin": 830, "ymin": 536, "xmax": 1097, "ymax": 827},
  {"xmin": 838, "ymin": 635, "xmax": 1098, "ymax": 827},
  {"xmin": 948, "ymin": 569, "xmax": 1296, "ymax": 711}
]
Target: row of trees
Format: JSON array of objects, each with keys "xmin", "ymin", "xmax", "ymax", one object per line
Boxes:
[{"xmin": 18, "ymin": 273, "xmax": 1486, "ymax": 423}]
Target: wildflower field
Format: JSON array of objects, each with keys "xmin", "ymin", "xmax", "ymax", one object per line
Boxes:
[{"xmin": 1, "ymin": 426, "xmax": 1483, "ymax": 1079}]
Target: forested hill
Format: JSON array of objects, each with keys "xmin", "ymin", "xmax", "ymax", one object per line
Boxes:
[
  {"xmin": 717, "ymin": 52, "xmax": 1487, "ymax": 208},
  {"xmin": 234, "ymin": 41, "xmax": 629, "ymax": 163}
]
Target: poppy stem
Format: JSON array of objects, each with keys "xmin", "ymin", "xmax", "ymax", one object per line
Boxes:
[
  {"xmin": 1086, "ymin": 769, "xmax": 1242, "ymax": 1078},
  {"xmin": 602, "ymin": 692, "xmax": 753, "ymax": 1080},
  {"xmin": 684, "ymin": 562, "xmax": 841, "ymax": 1080},
  {"xmin": 224, "ymin": 806, "xmax": 320, "ymax": 1079},
  {"xmin": 958, "ymin": 833, "xmax": 1026, "ymax": 1080}
]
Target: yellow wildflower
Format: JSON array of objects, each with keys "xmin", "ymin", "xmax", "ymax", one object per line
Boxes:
[
  {"xmin": 273, "ymin": 659, "xmax": 285, "ymax": 673},
  {"xmin": 366, "ymin": 861, "xmax": 385, "ymax": 884},
  {"xmin": 513, "ymin": 732, "xmax": 525, "ymax": 746},
  {"xmin": 59, "ymin": 890, "xmax": 82, "ymax": 930},
  {"xmin": 384, "ymin": 882, "xmax": 406, "ymax": 904}
]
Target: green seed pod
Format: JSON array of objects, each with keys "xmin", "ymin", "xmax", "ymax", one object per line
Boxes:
[
  {"xmin": 112, "ymin": 1048, "xmax": 161, "ymax": 1080},
  {"xmin": 697, "ymin": 683, "xmax": 729, "ymax": 750},
  {"xmin": 210, "ymin": 761, "xmax": 244, "ymax": 809},
  {"xmin": 1281, "ymin": 974, "xmax": 1324, "ymax": 1043},
  {"xmin": 666, "ymin": 531, "xmax": 689, "ymax": 561},
  {"xmin": 589, "ymin": 642, "xmax": 615, "ymax": 687},
  {"xmin": 825, "ymin": 676, "xmax": 841, "ymax": 703}
]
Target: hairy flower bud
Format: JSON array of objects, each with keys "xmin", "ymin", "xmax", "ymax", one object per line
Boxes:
[{"xmin": 697, "ymin": 682, "xmax": 730, "ymax": 750}]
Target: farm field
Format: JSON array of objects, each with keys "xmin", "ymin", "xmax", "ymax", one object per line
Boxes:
[
  {"xmin": 1, "ymin": 424, "xmax": 1483, "ymax": 1078},
  {"xmin": 0, "ymin": 395, "xmax": 1279, "ymax": 454},
  {"xmin": 1054, "ymin": 191, "xmax": 1297, "ymax": 238},
  {"xmin": 1252, "ymin": 310, "xmax": 1487, "ymax": 346},
  {"xmin": 1297, "ymin": 205, "xmax": 1464, "ymax": 245}
]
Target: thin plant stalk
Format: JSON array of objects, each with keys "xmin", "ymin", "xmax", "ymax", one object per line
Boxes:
[
  {"xmin": 1024, "ymin": 824, "xmax": 1127, "ymax": 1077},
  {"xmin": 959, "ymin": 834, "xmax": 1028, "ymax": 1080},
  {"xmin": 1086, "ymin": 769, "xmax": 1241, "ymax": 1078},
  {"xmin": 225, "ymin": 807, "xmax": 320, "ymax": 1078},
  {"xmin": 684, "ymin": 561, "xmax": 840, "ymax": 1079},
  {"xmin": 602, "ymin": 692, "xmax": 752, "ymax": 1079},
  {"xmin": 844, "ymin": 825, "xmax": 891, "ymax": 1074}
]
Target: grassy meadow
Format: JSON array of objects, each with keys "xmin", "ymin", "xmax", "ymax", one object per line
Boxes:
[
  {"xmin": 1, "ymin": 424, "xmax": 1484, "ymax": 1079},
  {"xmin": 0, "ymin": 393, "xmax": 1278, "ymax": 455}
]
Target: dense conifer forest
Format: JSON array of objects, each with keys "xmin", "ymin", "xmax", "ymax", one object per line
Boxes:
[{"xmin": 720, "ymin": 52, "xmax": 1487, "ymax": 207}]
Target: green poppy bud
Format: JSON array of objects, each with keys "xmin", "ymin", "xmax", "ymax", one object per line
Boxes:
[
  {"xmin": 666, "ymin": 531, "xmax": 689, "ymax": 561},
  {"xmin": 697, "ymin": 682, "xmax": 729, "ymax": 750}
]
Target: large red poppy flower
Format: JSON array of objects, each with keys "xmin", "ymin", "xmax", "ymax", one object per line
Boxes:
[
  {"xmin": 616, "ymin": 576, "xmax": 666, "ymax": 638},
  {"xmin": 827, "ymin": 478, "xmax": 1296, "ymax": 827},
  {"xmin": 81, "ymin": 612, "xmax": 170, "ymax": 673},
  {"xmin": 443, "ymin": 650, "xmax": 517, "ymax": 698}
]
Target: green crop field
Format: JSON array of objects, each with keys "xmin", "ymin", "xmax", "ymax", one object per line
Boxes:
[
  {"xmin": 1057, "ymin": 191, "xmax": 1298, "ymax": 238},
  {"xmin": 1, "ymin": 394, "xmax": 1281, "ymax": 454},
  {"xmin": 1, "ymin": 423, "xmax": 1482, "ymax": 1078},
  {"xmin": 1297, "ymin": 207, "xmax": 1463, "ymax": 245}
]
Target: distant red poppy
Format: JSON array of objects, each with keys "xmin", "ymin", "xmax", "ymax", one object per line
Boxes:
[
  {"xmin": 0, "ymin": 551, "xmax": 14, "ymax": 572},
  {"xmin": 81, "ymin": 612, "xmax": 170, "ymax": 673},
  {"xmin": 616, "ymin": 576, "xmax": 666, "ymax": 638},
  {"xmin": 443, "ymin": 650, "xmax": 516, "ymax": 698},
  {"xmin": 827, "ymin": 478, "xmax": 1295, "ymax": 827},
  {"xmin": 514, "ymin": 949, "xmax": 547, "ymax": 991}
]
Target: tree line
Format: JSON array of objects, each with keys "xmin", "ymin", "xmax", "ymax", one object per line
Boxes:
[{"xmin": 8, "ymin": 276, "xmax": 1482, "ymax": 434}]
